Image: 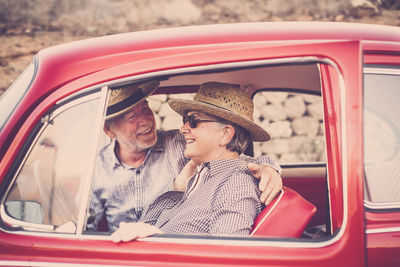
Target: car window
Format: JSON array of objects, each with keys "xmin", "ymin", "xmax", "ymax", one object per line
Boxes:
[
  {"xmin": 2, "ymin": 92, "xmax": 100, "ymax": 232},
  {"xmin": 85, "ymin": 61, "xmax": 334, "ymax": 241},
  {"xmin": 148, "ymin": 93, "xmax": 196, "ymax": 131},
  {"xmin": 252, "ymin": 91, "xmax": 325, "ymax": 164},
  {"xmin": 364, "ymin": 66, "xmax": 400, "ymax": 206}
]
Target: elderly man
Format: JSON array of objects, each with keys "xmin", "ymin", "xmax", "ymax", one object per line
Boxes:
[
  {"xmin": 87, "ymin": 80, "xmax": 282, "ymax": 232},
  {"xmin": 111, "ymin": 81, "xmax": 273, "ymax": 241}
]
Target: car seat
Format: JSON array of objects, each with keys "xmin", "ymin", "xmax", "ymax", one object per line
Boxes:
[{"xmin": 250, "ymin": 186, "xmax": 317, "ymax": 238}]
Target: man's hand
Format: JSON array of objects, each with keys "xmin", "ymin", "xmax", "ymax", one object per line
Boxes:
[
  {"xmin": 174, "ymin": 160, "xmax": 197, "ymax": 191},
  {"xmin": 111, "ymin": 222, "xmax": 163, "ymax": 243},
  {"xmin": 248, "ymin": 162, "xmax": 283, "ymax": 206}
]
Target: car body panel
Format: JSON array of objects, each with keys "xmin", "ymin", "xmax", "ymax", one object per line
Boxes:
[{"xmin": 0, "ymin": 22, "xmax": 399, "ymax": 266}]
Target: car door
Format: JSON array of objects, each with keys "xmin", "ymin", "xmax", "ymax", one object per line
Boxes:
[
  {"xmin": 0, "ymin": 40, "xmax": 364, "ymax": 266},
  {"xmin": 363, "ymin": 43, "xmax": 400, "ymax": 267}
]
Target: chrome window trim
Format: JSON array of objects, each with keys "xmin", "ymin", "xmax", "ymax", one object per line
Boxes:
[
  {"xmin": 0, "ymin": 91, "xmax": 101, "ymax": 232},
  {"xmin": 366, "ymin": 226, "xmax": 400, "ymax": 234},
  {"xmin": 364, "ymin": 200, "xmax": 400, "ymax": 210},
  {"xmin": 0, "ymin": 56, "xmax": 349, "ymax": 250},
  {"xmin": 317, "ymin": 62, "xmax": 336, "ymax": 235},
  {"xmin": 76, "ymin": 86, "xmax": 109, "ymax": 235},
  {"xmin": 363, "ymin": 66, "xmax": 400, "ymax": 210},
  {"xmin": 363, "ymin": 67, "xmax": 400, "ymax": 75}
]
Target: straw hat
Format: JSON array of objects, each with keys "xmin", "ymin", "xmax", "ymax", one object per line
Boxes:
[
  {"xmin": 106, "ymin": 80, "xmax": 159, "ymax": 119},
  {"xmin": 168, "ymin": 82, "xmax": 270, "ymax": 142}
]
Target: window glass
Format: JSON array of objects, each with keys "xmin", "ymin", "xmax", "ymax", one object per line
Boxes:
[
  {"xmin": 148, "ymin": 93, "xmax": 195, "ymax": 130},
  {"xmin": 4, "ymin": 94, "xmax": 99, "ymax": 232},
  {"xmin": 149, "ymin": 92, "xmax": 325, "ymax": 165},
  {"xmin": 252, "ymin": 91, "xmax": 325, "ymax": 164},
  {"xmin": 364, "ymin": 69, "xmax": 400, "ymax": 204},
  {"xmin": 0, "ymin": 62, "xmax": 35, "ymax": 130}
]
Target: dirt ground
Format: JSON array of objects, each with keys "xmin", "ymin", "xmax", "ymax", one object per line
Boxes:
[{"xmin": 1, "ymin": 0, "xmax": 399, "ymax": 96}]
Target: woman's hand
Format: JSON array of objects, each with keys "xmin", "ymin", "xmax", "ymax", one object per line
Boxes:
[{"xmin": 111, "ymin": 222, "xmax": 163, "ymax": 243}]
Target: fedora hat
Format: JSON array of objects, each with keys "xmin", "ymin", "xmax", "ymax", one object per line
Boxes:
[
  {"xmin": 106, "ymin": 80, "xmax": 159, "ymax": 119},
  {"xmin": 168, "ymin": 82, "xmax": 270, "ymax": 142}
]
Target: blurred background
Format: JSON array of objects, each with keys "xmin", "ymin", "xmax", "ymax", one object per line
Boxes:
[{"xmin": 0, "ymin": 0, "xmax": 399, "ymax": 95}]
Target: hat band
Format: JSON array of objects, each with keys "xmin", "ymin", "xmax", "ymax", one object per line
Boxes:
[
  {"xmin": 197, "ymin": 100, "xmax": 250, "ymax": 121},
  {"xmin": 106, "ymin": 90, "xmax": 146, "ymax": 117}
]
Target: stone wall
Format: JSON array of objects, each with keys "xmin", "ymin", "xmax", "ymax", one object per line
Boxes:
[{"xmin": 148, "ymin": 91, "xmax": 325, "ymax": 164}]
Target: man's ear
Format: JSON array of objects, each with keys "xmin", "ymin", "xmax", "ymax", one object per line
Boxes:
[
  {"xmin": 220, "ymin": 125, "xmax": 235, "ymax": 146},
  {"xmin": 103, "ymin": 122, "xmax": 116, "ymax": 138}
]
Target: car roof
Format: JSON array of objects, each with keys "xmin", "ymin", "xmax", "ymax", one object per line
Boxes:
[{"xmin": 33, "ymin": 21, "xmax": 399, "ymax": 95}]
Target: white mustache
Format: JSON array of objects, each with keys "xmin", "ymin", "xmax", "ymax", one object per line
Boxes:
[{"xmin": 136, "ymin": 125, "xmax": 153, "ymax": 135}]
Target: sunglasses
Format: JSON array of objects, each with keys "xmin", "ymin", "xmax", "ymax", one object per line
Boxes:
[{"xmin": 182, "ymin": 114, "xmax": 220, "ymax": 128}]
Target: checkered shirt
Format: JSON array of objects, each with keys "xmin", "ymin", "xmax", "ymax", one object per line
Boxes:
[{"xmin": 142, "ymin": 158, "xmax": 263, "ymax": 236}]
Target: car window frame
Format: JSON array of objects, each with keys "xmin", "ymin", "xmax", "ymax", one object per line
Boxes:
[
  {"xmin": 0, "ymin": 86, "xmax": 107, "ymax": 234},
  {"xmin": 75, "ymin": 56, "xmax": 349, "ymax": 249},
  {"xmin": 0, "ymin": 56, "xmax": 348, "ymax": 251}
]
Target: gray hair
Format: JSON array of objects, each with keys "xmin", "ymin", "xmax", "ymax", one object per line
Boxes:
[
  {"xmin": 226, "ymin": 122, "xmax": 252, "ymax": 154},
  {"xmin": 211, "ymin": 115, "xmax": 252, "ymax": 154}
]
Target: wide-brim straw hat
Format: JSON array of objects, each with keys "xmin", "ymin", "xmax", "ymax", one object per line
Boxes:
[
  {"xmin": 168, "ymin": 82, "xmax": 270, "ymax": 142},
  {"xmin": 106, "ymin": 80, "xmax": 159, "ymax": 120}
]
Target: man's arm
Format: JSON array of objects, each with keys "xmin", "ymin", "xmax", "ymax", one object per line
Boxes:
[
  {"xmin": 241, "ymin": 155, "xmax": 283, "ymax": 206},
  {"xmin": 248, "ymin": 162, "xmax": 282, "ymax": 206},
  {"xmin": 174, "ymin": 160, "xmax": 197, "ymax": 191}
]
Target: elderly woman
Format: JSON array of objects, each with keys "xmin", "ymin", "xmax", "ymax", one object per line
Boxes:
[{"xmin": 111, "ymin": 81, "xmax": 271, "ymax": 242}]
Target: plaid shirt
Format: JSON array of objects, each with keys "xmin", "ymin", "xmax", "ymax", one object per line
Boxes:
[
  {"xmin": 142, "ymin": 158, "xmax": 262, "ymax": 236},
  {"xmin": 87, "ymin": 130, "xmax": 187, "ymax": 232},
  {"xmin": 87, "ymin": 130, "xmax": 280, "ymax": 232}
]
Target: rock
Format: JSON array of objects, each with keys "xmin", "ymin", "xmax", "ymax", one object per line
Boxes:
[
  {"xmin": 279, "ymin": 153, "xmax": 301, "ymax": 163},
  {"xmin": 307, "ymin": 100, "xmax": 324, "ymax": 120},
  {"xmin": 154, "ymin": 114, "xmax": 162, "ymax": 129},
  {"xmin": 261, "ymin": 138, "xmax": 291, "ymax": 155},
  {"xmin": 161, "ymin": 116, "xmax": 182, "ymax": 130},
  {"xmin": 292, "ymin": 116, "xmax": 320, "ymax": 136},
  {"xmin": 289, "ymin": 136, "xmax": 316, "ymax": 153},
  {"xmin": 261, "ymin": 104, "xmax": 287, "ymax": 122},
  {"xmin": 265, "ymin": 92, "xmax": 289, "ymax": 105},
  {"xmin": 267, "ymin": 121, "xmax": 292, "ymax": 138},
  {"xmin": 350, "ymin": 0, "xmax": 380, "ymax": 17},
  {"xmin": 284, "ymin": 95, "xmax": 306, "ymax": 119},
  {"xmin": 147, "ymin": 98, "xmax": 162, "ymax": 113},
  {"xmin": 303, "ymin": 94, "xmax": 320, "ymax": 104},
  {"xmin": 253, "ymin": 93, "xmax": 268, "ymax": 109},
  {"xmin": 158, "ymin": 102, "xmax": 176, "ymax": 118}
]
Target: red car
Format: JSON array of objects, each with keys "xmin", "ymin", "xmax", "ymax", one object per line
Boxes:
[{"xmin": 0, "ymin": 22, "xmax": 399, "ymax": 266}]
